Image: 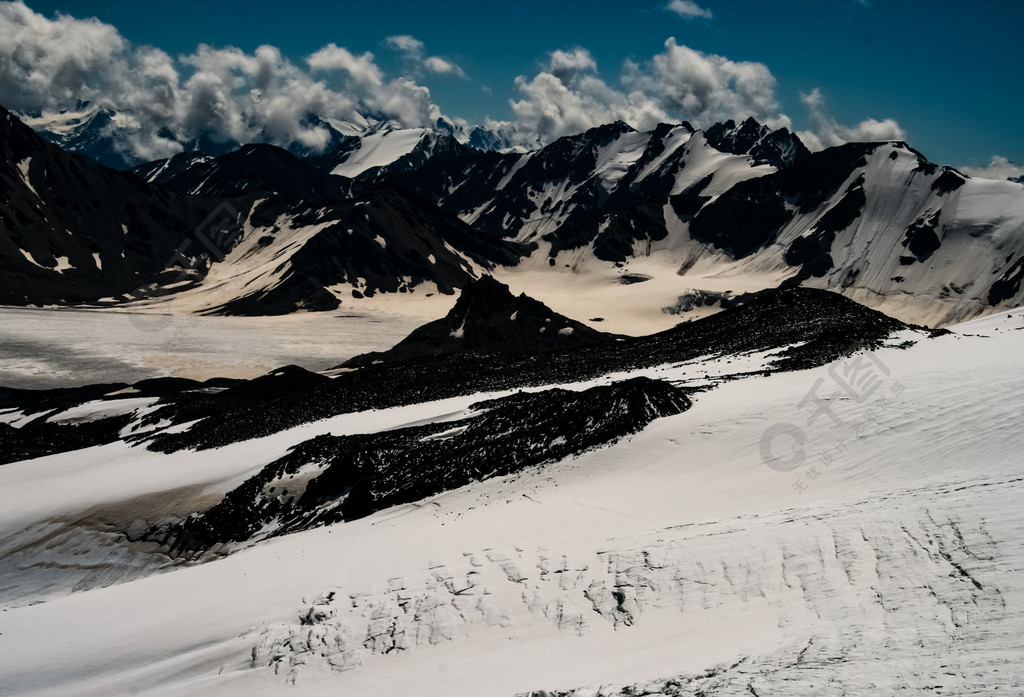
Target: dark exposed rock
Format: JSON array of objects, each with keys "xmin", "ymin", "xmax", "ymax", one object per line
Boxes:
[
  {"xmin": 0, "ymin": 105, "xmax": 226, "ymax": 307},
  {"xmin": 132, "ymin": 144, "xmax": 351, "ymax": 200},
  {"xmin": 932, "ymin": 168, "xmax": 966, "ymax": 195},
  {"xmin": 902, "ymin": 211, "xmax": 943, "ymax": 262},
  {"xmin": 689, "ymin": 177, "xmax": 791, "ymax": 258},
  {"xmin": 0, "ymin": 382, "xmax": 127, "ymax": 411},
  {"xmin": 662, "ymin": 289, "xmax": 735, "ymax": 315},
  {"xmin": 145, "ymin": 286, "xmax": 909, "ymax": 454},
  {"xmin": 0, "ymin": 413, "xmax": 133, "ymax": 465},
  {"xmin": 690, "ymin": 143, "xmax": 877, "ymax": 259},
  {"xmin": 784, "ymin": 176, "xmax": 867, "ymax": 277},
  {"xmin": 152, "ymin": 377, "xmax": 692, "ymax": 552},
  {"xmin": 704, "ymin": 117, "xmax": 811, "ymax": 168},
  {"xmin": 668, "ymin": 175, "xmax": 713, "ymax": 221},
  {"xmin": 343, "ymin": 276, "xmax": 616, "ymax": 367},
  {"xmin": 988, "ymin": 257, "xmax": 1024, "ymax": 305}
]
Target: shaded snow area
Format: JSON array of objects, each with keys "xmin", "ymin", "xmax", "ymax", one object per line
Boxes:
[{"xmin": 0, "ymin": 310, "xmax": 1022, "ymax": 696}]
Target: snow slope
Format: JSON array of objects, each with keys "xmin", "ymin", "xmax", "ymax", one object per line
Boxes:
[
  {"xmin": 364, "ymin": 125, "xmax": 1024, "ymax": 333},
  {"xmin": 0, "ymin": 308, "xmax": 1022, "ymax": 695},
  {"xmin": 330, "ymin": 129, "xmax": 428, "ymax": 178}
]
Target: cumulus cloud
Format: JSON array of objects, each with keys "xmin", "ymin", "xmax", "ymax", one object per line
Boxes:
[
  {"xmin": 960, "ymin": 156, "xmax": 1024, "ymax": 181},
  {"xmin": 496, "ymin": 38, "xmax": 792, "ymax": 147},
  {"xmin": 796, "ymin": 88, "xmax": 905, "ymax": 151},
  {"xmin": 493, "ymin": 47, "xmax": 670, "ymax": 148},
  {"xmin": 423, "ymin": 56, "xmax": 462, "ymax": 76},
  {"xmin": 625, "ymin": 38, "xmax": 781, "ymax": 127},
  {"xmin": 384, "ymin": 34, "xmax": 466, "ymax": 79},
  {"xmin": 666, "ymin": 0, "xmax": 713, "ymax": 20},
  {"xmin": 384, "ymin": 35, "xmax": 424, "ymax": 54},
  {"xmin": 547, "ymin": 48, "xmax": 598, "ymax": 80},
  {"xmin": 0, "ymin": 2, "xmax": 457, "ymax": 162},
  {"xmin": 0, "ymin": 1, "xmax": 126, "ymax": 111},
  {"xmin": 307, "ymin": 44, "xmax": 383, "ymax": 86}
]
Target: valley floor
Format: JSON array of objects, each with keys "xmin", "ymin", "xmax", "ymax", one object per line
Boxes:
[
  {"xmin": 0, "ymin": 309, "xmax": 1022, "ymax": 695},
  {"xmin": 0, "ymin": 305, "xmax": 428, "ymax": 389}
]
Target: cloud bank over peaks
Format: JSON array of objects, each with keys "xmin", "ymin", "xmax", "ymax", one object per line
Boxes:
[
  {"xmin": 483, "ymin": 47, "xmax": 668, "ymax": 149},
  {"xmin": 0, "ymin": 1, "xmax": 915, "ymax": 163},
  {"xmin": 796, "ymin": 88, "xmax": 905, "ymax": 151},
  {"xmin": 0, "ymin": 2, "xmax": 454, "ymax": 162},
  {"xmin": 488, "ymin": 39, "xmax": 791, "ymax": 149},
  {"xmin": 960, "ymin": 156, "xmax": 1024, "ymax": 181}
]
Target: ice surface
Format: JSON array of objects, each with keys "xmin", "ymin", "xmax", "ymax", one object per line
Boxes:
[
  {"xmin": 0, "ymin": 306, "xmax": 424, "ymax": 389},
  {"xmin": 0, "ymin": 309, "xmax": 1021, "ymax": 695}
]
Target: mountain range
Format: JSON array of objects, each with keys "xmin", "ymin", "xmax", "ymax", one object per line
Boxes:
[{"xmin": 3, "ymin": 103, "xmax": 1024, "ymax": 329}]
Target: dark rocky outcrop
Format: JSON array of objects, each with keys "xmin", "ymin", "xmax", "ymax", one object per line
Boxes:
[{"xmin": 343, "ymin": 276, "xmax": 617, "ymax": 367}]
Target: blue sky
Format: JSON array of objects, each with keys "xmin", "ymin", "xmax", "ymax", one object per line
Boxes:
[{"xmin": 7, "ymin": 0, "xmax": 1024, "ymax": 174}]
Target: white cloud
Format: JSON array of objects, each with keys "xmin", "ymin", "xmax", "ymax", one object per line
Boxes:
[
  {"xmin": 624, "ymin": 38, "xmax": 781, "ymax": 127},
  {"xmin": 0, "ymin": 3, "xmax": 458, "ymax": 160},
  {"xmin": 0, "ymin": 0, "xmax": 127, "ymax": 110},
  {"xmin": 0, "ymin": 3, "xmax": 931, "ymax": 163},
  {"xmin": 494, "ymin": 47, "xmax": 672, "ymax": 148},
  {"xmin": 307, "ymin": 44, "xmax": 383, "ymax": 86},
  {"xmin": 384, "ymin": 35, "xmax": 424, "ymax": 54},
  {"xmin": 796, "ymin": 88, "xmax": 905, "ymax": 151},
  {"xmin": 666, "ymin": 0, "xmax": 713, "ymax": 20},
  {"xmin": 423, "ymin": 56, "xmax": 464, "ymax": 77},
  {"xmin": 496, "ymin": 38, "xmax": 793, "ymax": 148},
  {"xmin": 505, "ymin": 72, "xmax": 668, "ymax": 148},
  {"xmin": 548, "ymin": 48, "xmax": 598, "ymax": 80},
  {"xmin": 384, "ymin": 33, "xmax": 466, "ymax": 79},
  {"xmin": 960, "ymin": 156, "xmax": 1024, "ymax": 181}
]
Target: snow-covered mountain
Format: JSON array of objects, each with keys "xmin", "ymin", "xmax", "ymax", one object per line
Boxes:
[
  {"xmin": 0, "ymin": 105, "xmax": 227, "ymax": 307},
  {"xmin": 18, "ymin": 101, "xmax": 487, "ymax": 172},
  {"xmin": 325, "ymin": 128, "xmax": 465, "ymax": 179},
  {"xmin": 140, "ymin": 187, "xmax": 529, "ymax": 316},
  {"xmin": 131, "ymin": 144, "xmax": 351, "ymax": 200},
  {"xmin": 5, "ymin": 44, "xmax": 1023, "ymax": 697},
  {"xmin": 0, "ymin": 106, "xmax": 526, "ymax": 313},
  {"xmin": 361, "ymin": 119, "xmax": 807, "ymax": 247},
  {"xmin": 703, "ymin": 116, "xmax": 811, "ymax": 167},
  {"xmin": 17, "ymin": 101, "xmax": 144, "ymax": 170},
  {"xmin": 682, "ymin": 140, "xmax": 1024, "ymax": 325},
  {"xmin": 353, "ymin": 120, "xmax": 1024, "ymax": 328},
  {"xmin": 6, "ymin": 102, "xmax": 1024, "ymax": 328}
]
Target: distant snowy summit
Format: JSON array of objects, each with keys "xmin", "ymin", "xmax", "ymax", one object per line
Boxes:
[{"xmin": 16, "ymin": 100, "xmax": 508, "ymax": 171}]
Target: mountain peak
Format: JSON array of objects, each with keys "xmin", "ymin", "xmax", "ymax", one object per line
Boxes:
[
  {"xmin": 133, "ymin": 142, "xmax": 349, "ymax": 200},
  {"xmin": 341, "ymin": 276, "xmax": 616, "ymax": 367},
  {"xmin": 704, "ymin": 116, "xmax": 810, "ymax": 168}
]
